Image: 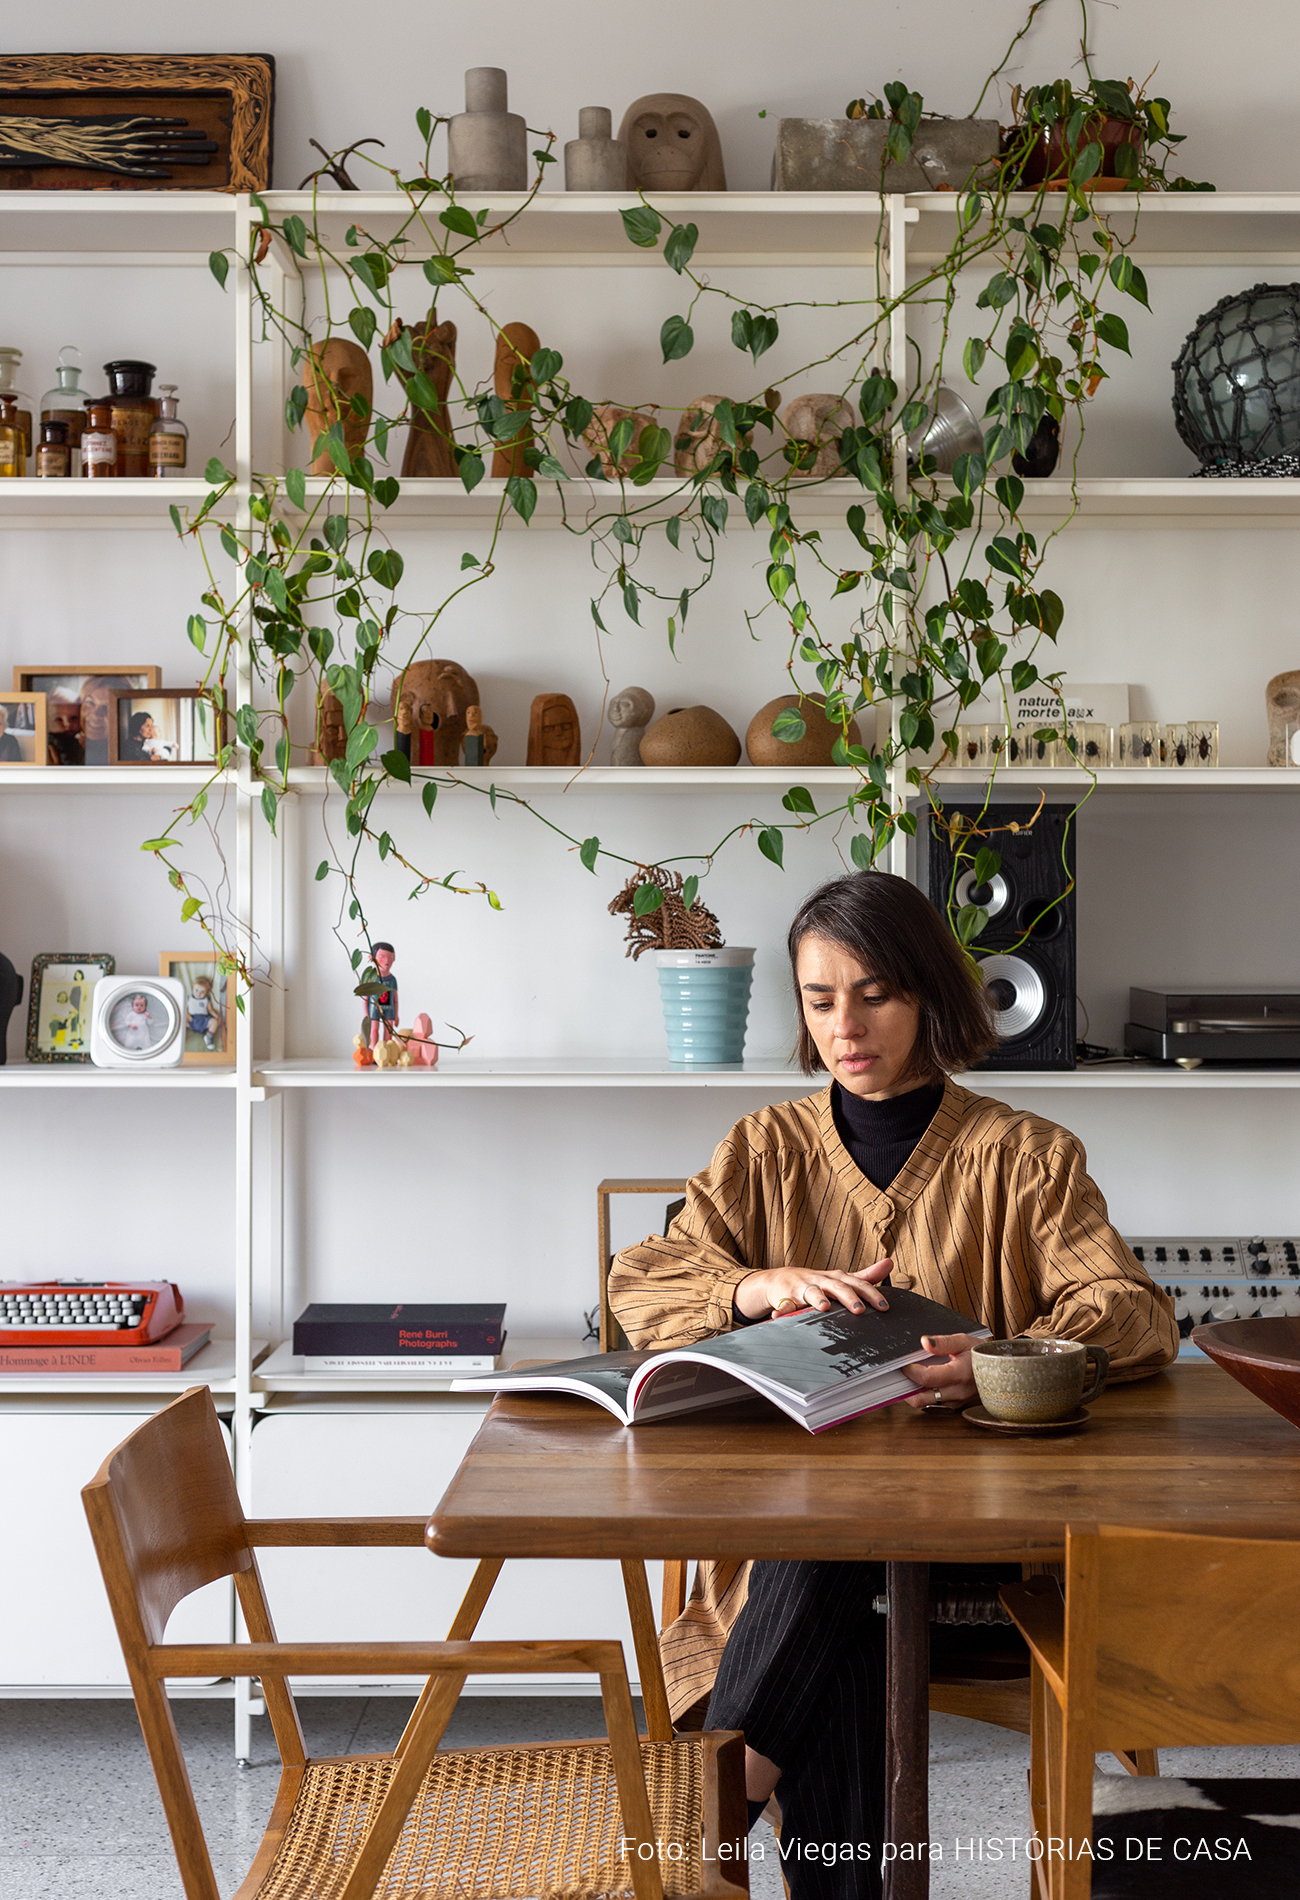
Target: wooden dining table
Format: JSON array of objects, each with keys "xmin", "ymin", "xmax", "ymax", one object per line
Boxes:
[{"xmin": 427, "ymin": 1359, "xmax": 1300, "ymax": 1900}]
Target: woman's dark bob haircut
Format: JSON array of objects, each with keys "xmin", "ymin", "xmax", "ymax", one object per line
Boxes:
[{"xmin": 787, "ymin": 870, "xmax": 997, "ymax": 1078}]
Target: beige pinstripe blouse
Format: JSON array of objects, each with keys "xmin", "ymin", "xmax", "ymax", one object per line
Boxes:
[{"xmin": 608, "ymin": 1077, "xmax": 1179, "ymax": 1716}]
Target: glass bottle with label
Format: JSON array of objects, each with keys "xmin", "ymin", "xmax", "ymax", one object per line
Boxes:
[
  {"xmin": 0, "ymin": 348, "xmax": 33, "ymax": 472},
  {"xmin": 148, "ymin": 384, "xmax": 188, "ymax": 477},
  {"xmin": 82, "ymin": 398, "xmax": 118, "ymax": 479},
  {"xmin": 102, "ymin": 360, "xmax": 158, "ymax": 476},
  {"xmin": 39, "ymin": 347, "xmax": 87, "ymax": 476},
  {"xmin": 0, "ymin": 396, "xmax": 20, "ymax": 478},
  {"xmin": 36, "ymin": 419, "xmax": 70, "ymax": 478}
]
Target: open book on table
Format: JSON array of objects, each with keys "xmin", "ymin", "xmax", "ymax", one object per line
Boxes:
[{"xmin": 451, "ymin": 1287, "xmax": 989, "ymax": 1434}]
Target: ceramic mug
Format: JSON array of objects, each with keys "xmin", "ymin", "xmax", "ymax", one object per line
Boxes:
[{"xmin": 971, "ymin": 1336, "xmax": 1109, "ymax": 1423}]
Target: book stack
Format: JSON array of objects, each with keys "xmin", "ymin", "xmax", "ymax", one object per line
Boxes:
[
  {"xmin": 0, "ymin": 1324, "xmax": 213, "ymax": 1375},
  {"xmin": 291, "ymin": 1303, "xmax": 507, "ymax": 1374}
]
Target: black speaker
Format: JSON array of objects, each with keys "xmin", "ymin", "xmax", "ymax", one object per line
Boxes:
[{"xmin": 926, "ymin": 803, "xmax": 1076, "ymax": 1070}]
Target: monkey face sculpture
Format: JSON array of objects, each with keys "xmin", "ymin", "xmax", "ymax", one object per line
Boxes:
[{"xmin": 617, "ymin": 94, "xmax": 726, "ymax": 192}]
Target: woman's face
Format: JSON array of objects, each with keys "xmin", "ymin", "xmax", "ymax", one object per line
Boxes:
[{"xmin": 795, "ymin": 934, "xmax": 924, "ymax": 1100}]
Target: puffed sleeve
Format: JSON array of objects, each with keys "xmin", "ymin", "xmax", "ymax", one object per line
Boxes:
[
  {"xmin": 1003, "ymin": 1133, "xmax": 1179, "ymax": 1379},
  {"xmin": 608, "ymin": 1131, "xmax": 761, "ymax": 1350}
]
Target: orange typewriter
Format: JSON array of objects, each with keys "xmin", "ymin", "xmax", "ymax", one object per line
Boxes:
[{"xmin": 0, "ymin": 1280, "xmax": 184, "ymax": 1347}]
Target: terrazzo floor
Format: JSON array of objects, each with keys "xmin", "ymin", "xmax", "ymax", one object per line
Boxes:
[{"xmin": 2, "ymin": 1696, "xmax": 1297, "ymax": 1898}]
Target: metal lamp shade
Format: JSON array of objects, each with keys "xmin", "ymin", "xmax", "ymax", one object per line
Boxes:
[
  {"xmin": 1172, "ymin": 282, "xmax": 1300, "ymax": 468},
  {"xmin": 906, "ymin": 384, "xmax": 984, "ymax": 475}
]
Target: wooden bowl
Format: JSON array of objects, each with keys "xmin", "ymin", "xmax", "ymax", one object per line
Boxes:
[{"xmin": 1192, "ymin": 1317, "xmax": 1300, "ymax": 1429}]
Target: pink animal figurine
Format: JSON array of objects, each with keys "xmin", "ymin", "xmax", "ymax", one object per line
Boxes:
[{"xmin": 410, "ymin": 1011, "xmax": 440, "ymax": 1067}]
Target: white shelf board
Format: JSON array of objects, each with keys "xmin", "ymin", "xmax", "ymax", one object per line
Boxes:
[
  {"xmin": 928, "ymin": 767, "xmax": 1295, "ymax": 793},
  {"xmin": 0, "ymin": 1064, "xmax": 236, "ymax": 1088},
  {"xmin": 0, "ymin": 190, "xmax": 237, "ymax": 255},
  {"xmin": 0, "ymin": 478, "xmax": 215, "ymax": 524},
  {"xmin": 285, "ymin": 473, "xmax": 1300, "ymax": 528},
  {"xmin": 257, "ymin": 1056, "xmax": 813, "ymax": 1089},
  {"xmin": 908, "ymin": 190, "xmax": 1300, "ymax": 267},
  {"xmin": 261, "ymin": 190, "xmax": 888, "ymax": 265},
  {"xmin": 0, "ymin": 765, "xmax": 231, "ymax": 792},
  {"xmin": 255, "ymin": 1057, "xmax": 1300, "ymax": 1091},
  {"xmin": 255, "ymin": 1335, "xmax": 591, "ymax": 1398},
  {"xmin": 0, "ymin": 1336, "xmax": 248, "ymax": 1395}
]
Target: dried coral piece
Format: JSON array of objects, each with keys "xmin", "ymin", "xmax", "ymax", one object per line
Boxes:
[{"xmin": 607, "ymin": 867, "xmax": 723, "ymax": 961}]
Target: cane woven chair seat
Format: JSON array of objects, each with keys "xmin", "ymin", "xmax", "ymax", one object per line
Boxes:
[{"xmin": 254, "ymin": 1740, "xmax": 706, "ymax": 1900}]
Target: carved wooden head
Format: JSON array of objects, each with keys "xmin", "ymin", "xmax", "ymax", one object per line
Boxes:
[{"xmin": 617, "ymin": 94, "xmax": 726, "ymax": 191}]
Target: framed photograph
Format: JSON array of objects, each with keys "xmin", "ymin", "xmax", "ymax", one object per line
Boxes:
[
  {"xmin": 108, "ymin": 688, "xmax": 225, "ymax": 767},
  {"xmin": 13, "ymin": 667, "xmax": 161, "ymax": 766},
  {"xmin": 0, "ymin": 690, "xmax": 46, "ymax": 767},
  {"xmin": 25, "ymin": 953, "xmax": 115, "ymax": 1064},
  {"xmin": 160, "ymin": 952, "xmax": 235, "ymax": 1066},
  {"xmin": 0, "ymin": 54, "xmax": 274, "ymax": 193}
]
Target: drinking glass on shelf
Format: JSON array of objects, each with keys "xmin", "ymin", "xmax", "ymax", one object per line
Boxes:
[
  {"xmin": 1061, "ymin": 721, "xmax": 1112, "ymax": 768},
  {"xmin": 1186, "ymin": 720, "xmax": 1219, "ymax": 767},
  {"xmin": 1165, "ymin": 723, "xmax": 1191, "ymax": 767},
  {"xmin": 1119, "ymin": 720, "xmax": 1163, "ymax": 767}
]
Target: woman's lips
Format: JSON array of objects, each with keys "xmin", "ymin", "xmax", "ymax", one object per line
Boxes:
[{"xmin": 837, "ymin": 1052, "xmax": 877, "ymax": 1068}]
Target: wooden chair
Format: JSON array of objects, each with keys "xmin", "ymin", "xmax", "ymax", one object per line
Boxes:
[
  {"xmin": 1002, "ymin": 1525, "xmax": 1300, "ymax": 1900},
  {"xmin": 82, "ymin": 1386, "xmax": 748, "ymax": 1900}
]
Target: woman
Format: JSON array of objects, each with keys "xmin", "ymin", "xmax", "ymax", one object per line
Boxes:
[
  {"xmin": 121, "ymin": 711, "xmax": 162, "ymax": 763},
  {"xmin": 609, "ymin": 870, "xmax": 1177, "ymax": 1898}
]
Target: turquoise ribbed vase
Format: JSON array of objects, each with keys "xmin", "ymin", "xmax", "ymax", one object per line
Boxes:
[{"xmin": 654, "ymin": 948, "xmax": 754, "ymax": 1064}]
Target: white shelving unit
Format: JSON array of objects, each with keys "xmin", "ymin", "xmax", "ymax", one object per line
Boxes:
[{"xmin": 4, "ymin": 186, "xmax": 1299, "ymax": 1751}]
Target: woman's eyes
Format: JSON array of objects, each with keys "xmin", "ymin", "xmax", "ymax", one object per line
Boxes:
[{"xmin": 811, "ymin": 993, "xmax": 886, "ymax": 1011}]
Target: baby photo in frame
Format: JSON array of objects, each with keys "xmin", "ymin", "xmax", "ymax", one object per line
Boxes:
[
  {"xmin": 0, "ymin": 691, "xmax": 47, "ymax": 767},
  {"xmin": 109, "ymin": 688, "xmax": 225, "ymax": 766},
  {"xmin": 25, "ymin": 953, "xmax": 115, "ymax": 1063},
  {"xmin": 13, "ymin": 667, "xmax": 161, "ymax": 765},
  {"xmin": 160, "ymin": 952, "xmax": 235, "ymax": 1065}
]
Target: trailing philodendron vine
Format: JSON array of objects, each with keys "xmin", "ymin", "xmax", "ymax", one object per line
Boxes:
[{"xmin": 152, "ymin": 0, "xmax": 1209, "ymax": 999}]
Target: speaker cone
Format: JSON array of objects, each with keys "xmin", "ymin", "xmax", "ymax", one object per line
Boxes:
[
  {"xmin": 977, "ymin": 953, "xmax": 1047, "ymax": 1040},
  {"xmin": 954, "ymin": 868, "xmax": 1010, "ymax": 921}
]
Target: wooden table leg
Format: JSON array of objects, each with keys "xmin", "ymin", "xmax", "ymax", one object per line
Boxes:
[{"xmin": 884, "ymin": 1560, "xmax": 930, "ymax": 1900}]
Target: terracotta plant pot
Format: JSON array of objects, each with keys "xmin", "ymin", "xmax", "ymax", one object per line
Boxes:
[
  {"xmin": 639, "ymin": 705, "xmax": 741, "ymax": 767},
  {"xmin": 1012, "ymin": 115, "xmax": 1142, "ymax": 189}
]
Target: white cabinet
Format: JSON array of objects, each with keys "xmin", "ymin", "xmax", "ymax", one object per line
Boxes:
[
  {"xmin": 0, "ymin": 1406, "xmax": 231, "ymax": 1686},
  {"xmin": 250, "ymin": 1405, "xmax": 663, "ymax": 1690}
]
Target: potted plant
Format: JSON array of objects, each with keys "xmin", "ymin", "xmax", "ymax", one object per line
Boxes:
[{"xmin": 608, "ymin": 870, "xmax": 754, "ymax": 1065}]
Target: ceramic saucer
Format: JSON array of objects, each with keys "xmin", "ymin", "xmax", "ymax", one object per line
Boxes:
[{"xmin": 961, "ymin": 1404, "xmax": 1091, "ymax": 1436}]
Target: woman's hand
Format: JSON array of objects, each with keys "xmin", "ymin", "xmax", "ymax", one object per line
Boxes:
[
  {"xmin": 902, "ymin": 1332, "xmax": 981, "ymax": 1409},
  {"xmin": 734, "ymin": 1256, "xmax": 893, "ymax": 1322}
]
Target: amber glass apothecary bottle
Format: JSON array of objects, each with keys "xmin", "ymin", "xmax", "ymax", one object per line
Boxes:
[
  {"xmin": 0, "ymin": 348, "xmax": 33, "ymax": 472},
  {"xmin": 40, "ymin": 347, "xmax": 87, "ymax": 476},
  {"xmin": 36, "ymin": 419, "xmax": 70, "ymax": 479},
  {"xmin": 103, "ymin": 360, "xmax": 158, "ymax": 476},
  {"xmin": 82, "ymin": 399, "xmax": 118, "ymax": 479},
  {"xmin": 0, "ymin": 396, "xmax": 20, "ymax": 478}
]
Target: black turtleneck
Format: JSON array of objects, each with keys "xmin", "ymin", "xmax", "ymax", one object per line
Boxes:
[{"xmin": 831, "ymin": 1077, "xmax": 945, "ymax": 1190}]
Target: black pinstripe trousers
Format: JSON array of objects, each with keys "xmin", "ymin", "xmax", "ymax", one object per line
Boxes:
[{"xmin": 705, "ymin": 1559, "xmax": 887, "ymax": 1900}]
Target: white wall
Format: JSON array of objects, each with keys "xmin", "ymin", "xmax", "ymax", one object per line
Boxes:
[{"xmin": 2, "ymin": 0, "xmax": 1298, "ymax": 1346}]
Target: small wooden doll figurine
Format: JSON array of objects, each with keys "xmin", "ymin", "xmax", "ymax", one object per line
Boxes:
[
  {"xmin": 364, "ymin": 941, "xmax": 399, "ymax": 1051},
  {"xmin": 395, "ymin": 690, "xmax": 415, "ymax": 762},
  {"xmin": 462, "ymin": 704, "xmax": 499, "ymax": 766},
  {"xmin": 415, "ymin": 697, "xmax": 439, "ymax": 767},
  {"xmin": 527, "ymin": 693, "xmax": 581, "ymax": 766}
]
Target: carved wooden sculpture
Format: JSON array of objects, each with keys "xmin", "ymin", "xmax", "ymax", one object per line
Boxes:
[
  {"xmin": 583, "ymin": 403, "xmax": 658, "ymax": 478},
  {"xmin": 389, "ymin": 315, "xmax": 458, "ymax": 478},
  {"xmin": 312, "ymin": 689, "xmax": 347, "ymax": 764},
  {"xmin": 617, "ymin": 94, "xmax": 726, "ymax": 191},
  {"xmin": 391, "ymin": 660, "xmax": 480, "ymax": 767},
  {"xmin": 492, "ymin": 321, "xmax": 540, "ymax": 478},
  {"xmin": 303, "ymin": 339, "xmax": 372, "ymax": 476},
  {"xmin": 527, "ymin": 693, "xmax": 581, "ymax": 766},
  {"xmin": 674, "ymin": 395, "xmax": 751, "ymax": 475},
  {"xmin": 1266, "ymin": 670, "xmax": 1300, "ymax": 766},
  {"xmin": 463, "ymin": 704, "xmax": 498, "ymax": 766},
  {"xmin": 780, "ymin": 392, "xmax": 855, "ymax": 477}
]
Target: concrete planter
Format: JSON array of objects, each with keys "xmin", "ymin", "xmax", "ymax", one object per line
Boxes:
[
  {"xmin": 655, "ymin": 947, "xmax": 754, "ymax": 1065},
  {"xmin": 772, "ymin": 117, "xmax": 1000, "ymax": 193}
]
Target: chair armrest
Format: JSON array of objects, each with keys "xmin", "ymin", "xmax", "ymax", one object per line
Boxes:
[
  {"xmin": 999, "ymin": 1579, "xmax": 1065, "ymax": 1697},
  {"xmin": 150, "ymin": 1638, "xmax": 627, "ymax": 1679},
  {"xmin": 245, "ymin": 1517, "xmax": 427, "ymax": 1547}
]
